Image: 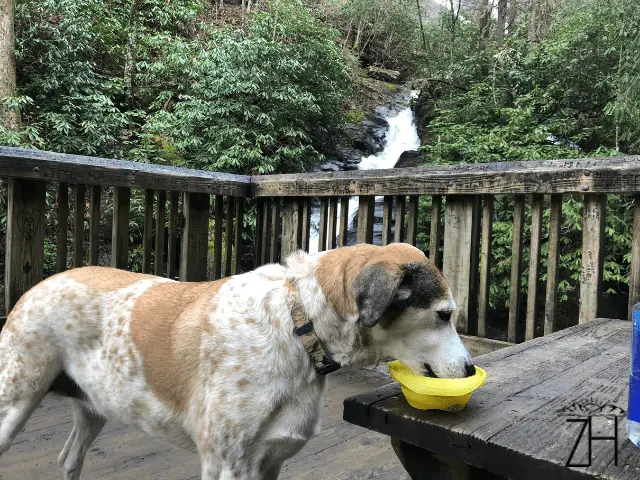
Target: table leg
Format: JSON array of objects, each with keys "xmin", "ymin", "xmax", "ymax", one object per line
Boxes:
[{"xmin": 391, "ymin": 437, "xmax": 506, "ymax": 480}]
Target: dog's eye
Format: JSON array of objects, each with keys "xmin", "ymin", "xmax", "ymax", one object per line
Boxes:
[{"xmin": 437, "ymin": 310, "xmax": 452, "ymax": 322}]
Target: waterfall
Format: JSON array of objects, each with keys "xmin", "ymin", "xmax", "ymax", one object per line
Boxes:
[{"xmin": 308, "ymin": 91, "xmax": 420, "ymax": 253}]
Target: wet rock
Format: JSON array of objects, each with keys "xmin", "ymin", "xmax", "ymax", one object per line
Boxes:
[
  {"xmin": 367, "ymin": 66, "xmax": 401, "ymax": 82},
  {"xmin": 315, "ymin": 162, "xmax": 342, "ymax": 172},
  {"xmin": 394, "ymin": 150, "xmax": 423, "ymax": 168},
  {"xmin": 333, "ymin": 145, "xmax": 363, "ymax": 165}
]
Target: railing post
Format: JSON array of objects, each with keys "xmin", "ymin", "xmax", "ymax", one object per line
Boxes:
[
  {"xmin": 111, "ymin": 187, "xmax": 130, "ymax": 269},
  {"xmin": 525, "ymin": 194, "xmax": 544, "ymax": 340},
  {"xmin": 281, "ymin": 197, "xmax": 302, "ymax": 260},
  {"xmin": 357, "ymin": 196, "xmax": 374, "ymax": 244},
  {"xmin": 478, "ymin": 195, "xmax": 494, "ymax": 338},
  {"xmin": 56, "ymin": 182, "xmax": 69, "ymax": 273},
  {"xmin": 442, "ymin": 195, "xmax": 478, "ymax": 334},
  {"xmin": 5, "ymin": 178, "xmax": 46, "ymax": 315},
  {"xmin": 544, "ymin": 194, "xmax": 562, "ymax": 334},
  {"xmin": 508, "ymin": 195, "xmax": 525, "ymax": 342},
  {"xmin": 180, "ymin": 192, "xmax": 210, "ymax": 282},
  {"xmin": 579, "ymin": 194, "xmax": 606, "ymax": 323}
]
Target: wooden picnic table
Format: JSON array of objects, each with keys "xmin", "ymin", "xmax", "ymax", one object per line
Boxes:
[{"xmin": 343, "ymin": 318, "xmax": 640, "ymax": 479}]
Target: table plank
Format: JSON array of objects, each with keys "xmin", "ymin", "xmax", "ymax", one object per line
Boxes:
[{"xmin": 344, "ymin": 319, "xmax": 637, "ymax": 479}]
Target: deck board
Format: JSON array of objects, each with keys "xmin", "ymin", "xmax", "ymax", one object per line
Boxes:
[{"xmin": 0, "ymin": 367, "xmax": 407, "ymax": 480}]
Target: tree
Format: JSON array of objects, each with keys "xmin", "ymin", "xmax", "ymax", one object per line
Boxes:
[
  {"xmin": 497, "ymin": 0, "xmax": 507, "ymax": 43},
  {"xmin": 0, "ymin": 0, "xmax": 20, "ymax": 129}
]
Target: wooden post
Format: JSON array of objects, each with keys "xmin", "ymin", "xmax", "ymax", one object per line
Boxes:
[
  {"xmin": 142, "ymin": 189, "xmax": 154, "ymax": 274},
  {"xmin": 180, "ymin": 192, "xmax": 209, "ymax": 282},
  {"xmin": 281, "ymin": 197, "xmax": 302, "ymax": 260},
  {"xmin": 255, "ymin": 198, "xmax": 265, "ymax": 267},
  {"xmin": 270, "ymin": 199, "xmax": 281, "ymax": 263},
  {"xmin": 233, "ymin": 197, "xmax": 244, "ymax": 274},
  {"xmin": 111, "ymin": 187, "xmax": 130, "ymax": 270},
  {"xmin": 429, "ymin": 195, "xmax": 443, "ymax": 268},
  {"xmin": 357, "ymin": 196, "xmax": 374, "ymax": 244},
  {"xmin": 327, "ymin": 197, "xmax": 338, "ymax": 250},
  {"xmin": 154, "ymin": 190, "xmax": 166, "ymax": 276},
  {"xmin": 56, "ymin": 182, "xmax": 69, "ymax": 273},
  {"xmin": 579, "ymin": 194, "xmax": 606, "ymax": 324},
  {"xmin": 442, "ymin": 196, "xmax": 476, "ymax": 334},
  {"xmin": 89, "ymin": 186, "xmax": 101, "ymax": 266},
  {"xmin": 478, "ymin": 195, "xmax": 493, "ymax": 338},
  {"xmin": 339, "ymin": 197, "xmax": 350, "ymax": 248},
  {"xmin": 544, "ymin": 194, "xmax": 562, "ymax": 335},
  {"xmin": 525, "ymin": 194, "xmax": 544, "ymax": 340},
  {"xmin": 629, "ymin": 195, "xmax": 640, "ymax": 320},
  {"xmin": 394, "ymin": 195, "xmax": 406, "ymax": 243},
  {"xmin": 318, "ymin": 198, "xmax": 328, "ymax": 252},
  {"xmin": 382, "ymin": 196, "xmax": 393, "ymax": 246},
  {"xmin": 73, "ymin": 184, "xmax": 85, "ymax": 268},
  {"xmin": 260, "ymin": 199, "xmax": 270, "ymax": 265},
  {"xmin": 224, "ymin": 197, "xmax": 234, "ymax": 277},
  {"xmin": 301, "ymin": 198, "xmax": 311, "ymax": 252},
  {"xmin": 508, "ymin": 195, "xmax": 525, "ymax": 343},
  {"xmin": 167, "ymin": 191, "xmax": 179, "ymax": 279},
  {"xmin": 406, "ymin": 196, "xmax": 419, "ymax": 246},
  {"xmin": 5, "ymin": 179, "xmax": 46, "ymax": 314},
  {"xmin": 214, "ymin": 195, "xmax": 224, "ymax": 280}
]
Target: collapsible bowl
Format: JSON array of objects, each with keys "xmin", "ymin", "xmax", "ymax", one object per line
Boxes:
[{"xmin": 389, "ymin": 361, "xmax": 487, "ymax": 411}]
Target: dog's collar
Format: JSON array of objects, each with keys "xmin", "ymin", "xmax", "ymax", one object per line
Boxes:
[{"xmin": 284, "ymin": 278, "xmax": 341, "ymax": 376}]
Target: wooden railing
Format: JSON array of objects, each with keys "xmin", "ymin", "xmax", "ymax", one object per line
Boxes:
[{"xmin": 2, "ymin": 147, "xmax": 640, "ymax": 346}]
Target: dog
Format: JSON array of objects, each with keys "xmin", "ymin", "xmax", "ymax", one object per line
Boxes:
[{"xmin": 0, "ymin": 242, "xmax": 473, "ymax": 479}]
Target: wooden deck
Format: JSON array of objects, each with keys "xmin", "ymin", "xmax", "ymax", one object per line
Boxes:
[{"xmin": 0, "ymin": 367, "xmax": 408, "ymax": 480}]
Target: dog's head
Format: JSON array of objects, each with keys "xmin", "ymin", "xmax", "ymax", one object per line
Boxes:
[{"xmin": 298, "ymin": 243, "xmax": 473, "ymax": 379}]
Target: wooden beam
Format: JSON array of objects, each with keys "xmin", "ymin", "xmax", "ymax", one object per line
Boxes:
[
  {"xmin": 544, "ymin": 194, "xmax": 562, "ymax": 335},
  {"xmin": 327, "ymin": 197, "xmax": 338, "ymax": 250},
  {"xmin": 142, "ymin": 189, "xmax": 154, "ymax": 274},
  {"xmin": 154, "ymin": 190, "xmax": 166, "ymax": 276},
  {"xmin": 0, "ymin": 146, "xmax": 250, "ymax": 196},
  {"xmin": 73, "ymin": 184, "xmax": 85, "ymax": 268},
  {"xmin": 167, "ymin": 191, "xmax": 179, "ymax": 279},
  {"xmin": 394, "ymin": 195, "xmax": 406, "ymax": 243},
  {"xmin": 382, "ymin": 196, "xmax": 393, "ymax": 246},
  {"xmin": 251, "ymin": 155, "xmax": 640, "ymax": 197},
  {"xmin": 89, "ymin": 185, "xmax": 101, "ymax": 266},
  {"xmin": 5, "ymin": 179, "xmax": 46, "ymax": 315},
  {"xmin": 459, "ymin": 334, "xmax": 513, "ymax": 358},
  {"xmin": 233, "ymin": 197, "xmax": 244, "ymax": 274},
  {"xmin": 301, "ymin": 198, "xmax": 311, "ymax": 252},
  {"xmin": 338, "ymin": 197, "xmax": 350, "ymax": 248},
  {"xmin": 318, "ymin": 198, "xmax": 328, "ymax": 252},
  {"xmin": 525, "ymin": 194, "xmax": 544, "ymax": 341},
  {"xmin": 357, "ymin": 196, "xmax": 375, "ymax": 244},
  {"xmin": 56, "ymin": 182, "xmax": 68, "ymax": 273},
  {"xmin": 270, "ymin": 199, "xmax": 281, "ymax": 263},
  {"xmin": 224, "ymin": 197, "xmax": 234, "ymax": 277},
  {"xmin": 406, "ymin": 196, "xmax": 419, "ymax": 246},
  {"xmin": 508, "ymin": 195, "xmax": 525, "ymax": 343},
  {"xmin": 111, "ymin": 187, "xmax": 130, "ymax": 270},
  {"xmin": 180, "ymin": 192, "xmax": 209, "ymax": 282},
  {"xmin": 579, "ymin": 194, "xmax": 606, "ymax": 324},
  {"xmin": 281, "ymin": 197, "xmax": 302, "ymax": 260},
  {"xmin": 478, "ymin": 195, "xmax": 493, "ymax": 338},
  {"xmin": 214, "ymin": 195, "xmax": 224, "ymax": 280},
  {"xmin": 442, "ymin": 196, "xmax": 476, "ymax": 334},
  {"xmin": 429, "ymin": 195, "xmax": 442, "ymax": 268}
]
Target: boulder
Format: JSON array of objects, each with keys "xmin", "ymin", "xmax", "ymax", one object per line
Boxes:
[
  {"xmin": 367, "ymin": 66, "xmax": 401, "ymax": 83},
  {"xmin": 394, "ymin": 150, "xmax": 422, "ymax": 168}
]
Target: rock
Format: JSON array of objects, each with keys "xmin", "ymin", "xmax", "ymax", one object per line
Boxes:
[
  {"xmin": 315, "ymin": 162, "xmax": 342, "ymax": 172},
  {"xmin": 333, "ymin": 146, "xmax": 363, "ymax": 165},
  {"xmin": 394, "ymin": 150, "xmax": 423, "ymax": 168},
  {"xmin": 223, "ymin": 0, "xmax": 243, "ymax": 4},
  {"xmin": 367, "ymin": 66, "xmax": 401, "ymax": 82}
]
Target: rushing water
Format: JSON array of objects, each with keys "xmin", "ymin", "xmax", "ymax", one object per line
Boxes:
[{"xmin": 308, "ymin": 91, "xmax": 420, "ymax": 253}]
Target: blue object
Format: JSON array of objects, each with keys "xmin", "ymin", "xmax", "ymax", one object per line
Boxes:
[{"xmin": 627, "ymin": 303, "xmax": 640, "ymax": 446}]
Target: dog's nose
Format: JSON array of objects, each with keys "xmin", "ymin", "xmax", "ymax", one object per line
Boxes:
[{"xmin": 464, "ymin": 363, "xmax": 476, "ymax": 378}]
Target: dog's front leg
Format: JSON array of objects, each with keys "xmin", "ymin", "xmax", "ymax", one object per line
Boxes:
[{"xmin": 200, "ymin": 453, "xmax": 267, "ymax": 480}]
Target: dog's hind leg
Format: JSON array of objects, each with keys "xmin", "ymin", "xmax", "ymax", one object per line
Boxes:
[{"xmin": 58, "ymin": 400, "xmax": 106, "ymax": 480}]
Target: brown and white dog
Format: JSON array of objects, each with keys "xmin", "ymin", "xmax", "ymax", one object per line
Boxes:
[{"xmin": 0, "ymin": 243, "xmax": 473, "ymax": 480}]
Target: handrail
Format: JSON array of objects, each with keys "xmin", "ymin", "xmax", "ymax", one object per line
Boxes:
[
  {"xmin": 0, "ymin": 147, "xmax": 251, "ymax": 197},
  {"xmin": 251, "ymin": 156, "xmax": 640, "ymax": 196}
]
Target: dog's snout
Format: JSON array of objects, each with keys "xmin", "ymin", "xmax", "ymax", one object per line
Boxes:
[{"xmin": 464, "ymin": 362, "xmax": 476, "ymax": 378}]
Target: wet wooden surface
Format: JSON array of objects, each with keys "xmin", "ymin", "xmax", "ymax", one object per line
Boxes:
[
  {"xmin": 344, "ymin": 319, "xmax": 639, "ymax": 480},
  {"xmin": 0, "ymin": 367, "xmax": 406, "ymax": 480}
]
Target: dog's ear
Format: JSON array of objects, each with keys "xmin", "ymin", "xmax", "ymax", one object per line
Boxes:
[{"xmin": 351, "ymin": 262, "xmax": 409, "ymax": 328}]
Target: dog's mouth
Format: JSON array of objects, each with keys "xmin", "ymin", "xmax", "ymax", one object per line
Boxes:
[{"xmin": 423, "ymin": 363, "xmax": 438, "ymax": 378}]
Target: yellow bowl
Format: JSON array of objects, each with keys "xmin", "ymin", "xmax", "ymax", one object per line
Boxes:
[{"xmin": 389, "ymin": 361, "xmax": 487, "ymax": 411}]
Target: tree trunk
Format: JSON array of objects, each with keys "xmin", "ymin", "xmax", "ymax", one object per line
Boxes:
[
  {"xmin": 124, "ymin": 0, "xmax": 138, "ymax": 108},
  {"xmin": 416, "ymin": 0, "xmax": 427, "ymax": 51},
  {"xmin": 478, "ymin": 0, "xmax": 490, "ymax": 43},
  {"xmin": 0, "ymin": 0, "xmax": 20, "ymax": 129},
  {"xmin": 497, "ymin": 0, "xmax": 507, "ymax": 43},
  {"xmin": 506, "ymin": 0, "xmax": 518, "ymax": 37}
]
